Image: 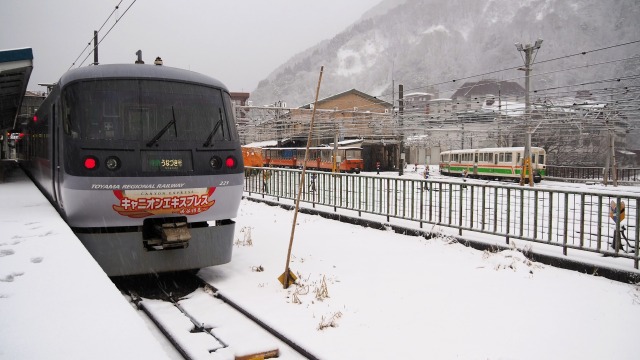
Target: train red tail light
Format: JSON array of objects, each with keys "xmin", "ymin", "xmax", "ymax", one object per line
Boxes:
[
  {"xmin": 83, "ymin": 156, "xmax": 98, "ymax": 170},
  {"xmin": 225, "ymin": 156, "xmax": 237, "ymax": 169}
]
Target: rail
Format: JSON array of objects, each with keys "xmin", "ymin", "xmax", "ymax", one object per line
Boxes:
[
  {"xmin": 244, "ymin": 167, "xmax": 640, "ymax": 269},
  {"xmin": 546, "ymin": 165, "xmax": 640, "ymax": 182}
]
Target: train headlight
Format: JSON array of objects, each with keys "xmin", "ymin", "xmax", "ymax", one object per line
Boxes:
[
  {"xmin": 225, "ymin": 156, "xmax": 237, "ymax": 169},
  {"xmin": 83, "ymin": 156, "xmax": 98, "ymax": 170},
  {"xmin": 209, "ymin": 156, "xmax": 222, "ymax": 169},
  {"xmin": 105, "ymin": 156, "xmax": 121, "ymax": 171}
]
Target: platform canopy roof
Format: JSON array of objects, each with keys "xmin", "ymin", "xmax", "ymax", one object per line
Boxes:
[{"xmin": 0, "ymin": 48, "xmax": 33, "ymax": 130}]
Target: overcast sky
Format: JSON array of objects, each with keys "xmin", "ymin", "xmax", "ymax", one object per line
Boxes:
[{"xmin": 1, "ymin": 0, "xmax": 382, "ymax": 92}]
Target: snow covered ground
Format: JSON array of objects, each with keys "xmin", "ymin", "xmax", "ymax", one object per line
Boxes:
[
  {"xmin": 2, "ymin": 165, "xmax": 640, "ymax": 359},
  {"xmin": 0, "ymin": 166, "xmax": 172, "ymax": 359}
]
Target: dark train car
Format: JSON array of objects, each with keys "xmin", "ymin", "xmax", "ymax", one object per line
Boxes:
[{"xmin": 20, "ymin": 63, "xmax": 244, "ymax": 276}]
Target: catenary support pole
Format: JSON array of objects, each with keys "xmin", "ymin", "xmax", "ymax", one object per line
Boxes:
[{"xmin": 93, "ymin": 31, "xmax": 99, "ymax": 65}]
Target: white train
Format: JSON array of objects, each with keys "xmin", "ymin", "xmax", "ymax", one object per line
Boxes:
[
  {"xmin": 439, "ymin": 146, "xmax": 546, "ymax": 182},
  {"xmin": 20, "ymin": 63, "xmax": 244, "ymax": 275}
]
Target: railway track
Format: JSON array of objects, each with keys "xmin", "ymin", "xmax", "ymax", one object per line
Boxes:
[{"xmin": 113, "ymin": 273, "xmax": 317, "ymax": 360}]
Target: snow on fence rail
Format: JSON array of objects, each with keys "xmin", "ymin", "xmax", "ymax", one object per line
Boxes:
[{"xmin": 244, "ymin": 167, "xmax": 640, "ymax": 269}]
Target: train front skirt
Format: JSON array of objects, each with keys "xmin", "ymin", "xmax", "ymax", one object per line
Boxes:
[{"xmin": 75, "ymin": 220, "xmax": 235, "ymax": 276}]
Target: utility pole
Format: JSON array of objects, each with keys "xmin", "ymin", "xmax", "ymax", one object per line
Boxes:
[
  {"xmin": 515, "ymin": 39, "xmax": 543, "ymax": 186},
  {"xmin": 460, "ymin": 115, "xmax": 464, "ymax": 149},
  {"xmin": 603, "ymin": 126, "xmax": 619, "ymax": 186},
  {"xmin": 398, "ymin": 84, "xmax": 404, "ymax": 176},
  {"xmin": 497, "ymin": 84, "xmax": 502, "ymax": 147}
]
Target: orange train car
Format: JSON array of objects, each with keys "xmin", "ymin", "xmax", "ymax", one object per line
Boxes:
[
  {"xmin": 243, "ymin": 146, "xmax": 363, "ymax": 173},
  {"xmin": 241, "ymin": 146, "xmax": 264, "ymax": 167}
]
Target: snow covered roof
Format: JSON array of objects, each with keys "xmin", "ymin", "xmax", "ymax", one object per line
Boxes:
[
  {"xmin": 451, "ymin": 79, "xmax": 525, "ymax": 99},
  {"xmin": 243, "ymin": 140, "xmax": 278, "ymax": 148},
  {"xmin": 299, "ymin": 88, "xmax": 392, "ymax": 110}
]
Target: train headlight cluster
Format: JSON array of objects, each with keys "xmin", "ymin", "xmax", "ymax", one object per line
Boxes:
[
  {"xmin": 209, "ymin": 155, "xmax": 238, "ymax": 170},
  {"xmin": 105, "ymin": 156, "xmax": 121, "ymax": 171}
]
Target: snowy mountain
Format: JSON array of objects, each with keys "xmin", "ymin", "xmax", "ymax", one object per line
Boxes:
[{"xmin": 249, "ymin": 0, "xmax": 640, "ymax": 107}]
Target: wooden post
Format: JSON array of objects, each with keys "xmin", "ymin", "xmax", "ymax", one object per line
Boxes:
[{"xmin": 281, "ymin": 66, "xmax": 324, "ymax": 289}]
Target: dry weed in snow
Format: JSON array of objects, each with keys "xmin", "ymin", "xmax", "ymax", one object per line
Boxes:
[
  {"xmin": 234, "ymin": 226, "xmax": 253, "ymax": 247},
  {"xmin": 317, "ymin": 311, "xmax": 343, "ymax": 330},
  {"xmin": 286, "ymin": 274, "xmax": 333, "ymax": 305},
  {"xmin": 315, "ymin": 275, "xmax": 330, "ymax": 301},
  {"xmin": 481, "ymin": 248, "xmax": 544, "ymax": 273},
  {"xmin": 292, "ymin": 285, "xmax": 309, "ymax": 305}
]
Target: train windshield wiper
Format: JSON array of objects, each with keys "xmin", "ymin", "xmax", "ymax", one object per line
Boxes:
[
  {"xmin": 202, "ymin": 108, "xmax": 225, "ymax": 147},
  {"xmin": 146, "ymin": 106, "xmax": 178, "ymax": 147}
]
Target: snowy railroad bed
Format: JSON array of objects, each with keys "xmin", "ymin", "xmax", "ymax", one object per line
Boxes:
[{"xmin": 135, "ymin": 287, "xmax": 303, "ymax": 360}]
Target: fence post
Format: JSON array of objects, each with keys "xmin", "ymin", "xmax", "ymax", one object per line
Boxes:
[
  {"xmin": 633, "ymin": 199, "xmax": 640, "ymax": 269},
  {"xmin": 458, "ymin": 183, "xmax": 463, "ymax": 236},
  {"xmin": 533, "ymin": 190, "xmax": 539, "ymax": 239},
  {"xmin": 579, "ymin": 194, "xmax": 585, "ymax": 248},
  {"xmin": 563, "ymin": 193, "xmax": 569, "ymax": 256},
  {"xmin": 506, "ymin": 188, "xmax": 511, "ymax": 245}
]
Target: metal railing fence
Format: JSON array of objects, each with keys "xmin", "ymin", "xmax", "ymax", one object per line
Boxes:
[
  {"xmin": 546, "ymin": 165, "xmax": 640, "ymax": 182},
  {"xmin": 244, "ymin": 167, "xmax": 640, "ymax": 269}
]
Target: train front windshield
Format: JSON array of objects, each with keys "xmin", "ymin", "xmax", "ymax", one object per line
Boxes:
[{"xmin": 62, "ymin": 79, "xmax": 238, "ymax": 143}]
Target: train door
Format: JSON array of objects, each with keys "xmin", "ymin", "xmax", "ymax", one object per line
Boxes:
[
  {"xmin": 473, "ymin": 152, "xmax": 478, "ymax": 176},
  {"xmin": 51, "ymin": 102, "xmax": 63, "ymax": 208}
]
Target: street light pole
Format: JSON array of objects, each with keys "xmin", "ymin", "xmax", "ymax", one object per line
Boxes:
[{"xmin": 515, "ymin": 39, "xmax": 543, "ymax": 186}]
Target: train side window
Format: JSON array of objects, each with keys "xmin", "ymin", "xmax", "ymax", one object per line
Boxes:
[
  {"xmin": 499, "ymin": 153, "xmax": 504, "ymax": 162},
  {"xmin": 505, "ymin": 153, "xmax": 512, "ymax": 162},
  {"xmin": 61, "ymin": 95, "xmax": 77, "ymax": 138}
]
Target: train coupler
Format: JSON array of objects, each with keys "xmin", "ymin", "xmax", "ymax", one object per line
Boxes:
[{"xmin": 143, "ymin": 217, "xmax": 191, "ymax": 250}]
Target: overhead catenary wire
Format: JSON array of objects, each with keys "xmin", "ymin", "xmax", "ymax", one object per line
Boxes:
[
  {"xmin": 68, "ymin": 0, "xmax": 124, "ymax": 70},
  {"xmin": 237, "ymin": 73, "xmax": 640, "ymax": 146},
  {"xmin": 362, "ymin": 39, "xmax": 640, "ymax": 106},
  {"xmin": 235, "ymin": 38, "xmax": 640, "ymax": 152},
  {"xmin": 73, "ymin": 0, "xmax": 138, "ymax": 69}
]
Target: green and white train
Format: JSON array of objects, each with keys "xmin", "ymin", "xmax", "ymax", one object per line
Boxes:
[{"xmin": 439, "ymin": 146, "xmax": 546, "ymax": 183}]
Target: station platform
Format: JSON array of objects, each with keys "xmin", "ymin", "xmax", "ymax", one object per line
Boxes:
[{"xmin": 0, "ymin": 166, "xmax": 172, "ymax": 359}]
